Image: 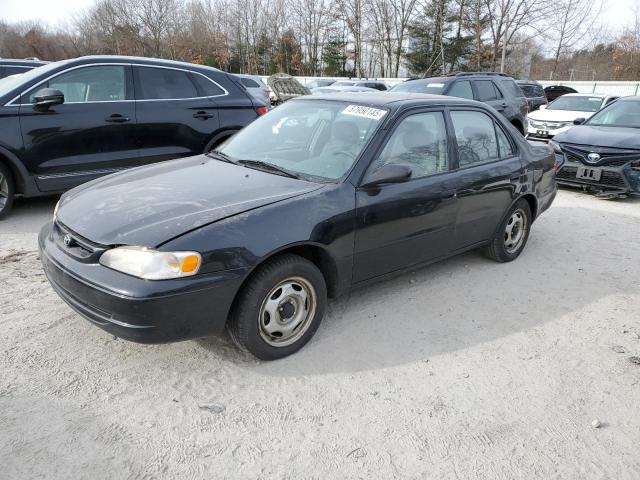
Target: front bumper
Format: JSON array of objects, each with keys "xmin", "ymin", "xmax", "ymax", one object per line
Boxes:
[
  {"xmin": 526, "ymin": 123, "xmax": 572, "ymax": 141},
  {"xmin": 39, "ymin": 222, "xmax": 246, "ymax": 343},
  {"xmin": 555, "ymin": 161, "xmax": 640, "ymax": 195}
]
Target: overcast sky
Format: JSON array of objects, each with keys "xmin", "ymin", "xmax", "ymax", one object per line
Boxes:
[{"xmin": 1, "ymin": 0, "xmax": 638, "ymax": 38}]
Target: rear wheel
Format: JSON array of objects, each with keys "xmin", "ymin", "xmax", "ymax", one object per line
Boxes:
[
  {"xmin": 483, "ymin": 199, "xmax": 532, "ymax": 262},
  {"xmin": 0, "ymin": 162, "xmax": 15, "ymax": 220},
  {"xmin": 228, "ymin": 254, "xmax": 327, "ymax": 360}
]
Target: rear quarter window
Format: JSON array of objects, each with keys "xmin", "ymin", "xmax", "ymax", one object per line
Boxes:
[
  {"xmin": 192, "ymin": 74, "xmax": 226, "ymax": 96},
  {"xmin": 240, "ymin": 78, "xmax": 260, "ymax": 88}
]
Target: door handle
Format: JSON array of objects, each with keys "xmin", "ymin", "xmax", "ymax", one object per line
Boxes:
[
  {"xmin": 442, "ymin": 189, "xmax": 457, "ymax": 198},
  {"xmin": 193, "ymin": 111, "xmax": 214, "ymax": 119},
  {"xmin": 105, "ymin": 114, "xmax": 130, "ymax": 123}
]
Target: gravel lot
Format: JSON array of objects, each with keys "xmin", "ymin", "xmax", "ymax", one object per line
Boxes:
[{"xmin": 1, "ymin": 190, "xmax": 639, "ymax": 479}]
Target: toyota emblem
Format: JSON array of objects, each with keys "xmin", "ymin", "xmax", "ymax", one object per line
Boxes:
[
  {"xmin": 63, "ymin": 234, "xmax": 73, "ymax": 247},
  {"xmin": 586, "ymin": 152, "xmax": 601, "ymax": 163}
]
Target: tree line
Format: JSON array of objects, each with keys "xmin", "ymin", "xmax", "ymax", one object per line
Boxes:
[{"xmin": 2, "ymin": 0, "xmax": 638, "ymax": 81}]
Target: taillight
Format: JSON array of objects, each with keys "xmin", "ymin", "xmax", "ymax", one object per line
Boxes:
[{"xmin": 256, "ymin": 106, "xmax": 268, "ymax": 116}]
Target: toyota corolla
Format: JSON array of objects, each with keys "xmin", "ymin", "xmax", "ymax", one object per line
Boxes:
[{"xmin": 40, "ymin": 93, "xmax": 557, "ymax": 360}]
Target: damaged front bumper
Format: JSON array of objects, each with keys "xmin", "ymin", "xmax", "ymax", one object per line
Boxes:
[{"xmin": 555, "ymin": 159, "xmax": 640, "ymax": 197}]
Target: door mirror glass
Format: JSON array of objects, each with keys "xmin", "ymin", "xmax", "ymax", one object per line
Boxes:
[
  {"xmin": 33, "ymin": 88, "xmax": 64, "ymax": 110},
  {"xmin": 362, "ymin": 163, "xmax": 412, "ymax": 187},
  {"xmin": 573, "ymin": 117, "xmax": 586, "ymax": 125}
]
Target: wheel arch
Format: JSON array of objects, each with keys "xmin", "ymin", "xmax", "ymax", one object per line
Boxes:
[
  {"xmin": 227, "ymin": 242, "xmax": 340, "ymax": 323},
  {"xmin": 0, "ymin": 146, "xmax": 33, "ymax": 196},
  {"xmin": 519, "ymin": 193, "xmax": 538, "ymax": 220}
]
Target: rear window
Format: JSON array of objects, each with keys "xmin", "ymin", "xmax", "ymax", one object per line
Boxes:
[
  {"xmin": 136, "ymin": 66, "xmax": 198, "ymax": 100},
  {"xmin": 240, "ymin": 77, "xmax": 260, "ymax": 88},
  {"xmin": 500, "ymin": 79, "xmax": 525, "ymax": 98}
]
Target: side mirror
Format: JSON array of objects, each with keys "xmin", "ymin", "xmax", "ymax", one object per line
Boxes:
[
  {"xmin": 573, "ymin": 117, "xmax": 586, "ymax": 125},
  {"xmin": 539, "ymin": 104, "xmax": 547, "ymax": 110},
  {"xmin": 33, "ymin": 88, "xmax": 64, "ymax": 111},
  {"xmin": 361, "ymin": 163, "xmax": 412, "ymax": 188}
]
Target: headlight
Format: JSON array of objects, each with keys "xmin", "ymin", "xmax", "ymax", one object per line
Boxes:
[
  {"xmin": 53, "ymin": 199, "xmax": 60, "ymax": 221},
  {"xmin": 99, "ymin": 246, "xmax": 201, "ymax": 280},
  {"xmin": 548, "ymin": 140, "xmax": 563, "ymax": 154}
]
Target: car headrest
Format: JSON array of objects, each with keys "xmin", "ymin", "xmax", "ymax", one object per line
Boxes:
[{"xmin": 331, "ymin": 120, "xmax": 359, "ymax": 144}]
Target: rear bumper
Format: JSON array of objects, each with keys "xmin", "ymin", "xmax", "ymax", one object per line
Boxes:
[
  {"xmin": 39, "ymin": 222, "xmax": 246, "ymax": 343},
  {"xmin": 556, "ymin": 161, "xmax": 640, "ymax": 194}
]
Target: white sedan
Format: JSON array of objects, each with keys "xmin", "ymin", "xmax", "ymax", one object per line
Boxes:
[{"xmin": 526, "ymin": 93, "xmax": 619, "ymax": 141}]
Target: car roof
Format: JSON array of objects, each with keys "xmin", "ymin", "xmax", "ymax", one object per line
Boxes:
[
  {"xmin": 561, "ymin": 93, "xmax": 608, "ymax": 98},
  {"xmin": 0, "ymin": 59, "xmax": 48, "ymax": 66},
  {"xmin": 291, "ymin": 92, "xmax": 486, "ymax": 109},
  {"xmin": 58, "ymin": 55, "xmax": 225, "ymax": 73},
  {"xmin": 516, "ymin": 80, "xmax": 542, "ymax": 85}
]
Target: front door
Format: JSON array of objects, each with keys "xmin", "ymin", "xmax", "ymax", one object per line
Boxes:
[
  {"xmin": 133, "ymin": 65, "xmax": 220, "ymax": 164},
  {"xmin": 353, "ymin": 110, "xmax": 459, "ymax": 283},
  {"xmin": 19, "ymin": 64, "xmax": 137, "ymax": 192}
]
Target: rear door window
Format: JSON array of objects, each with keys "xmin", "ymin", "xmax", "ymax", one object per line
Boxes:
[
  {"xmin": 192, "ymin": 74, "xmax": 225, "ymax": 96},
  {"xmin": 448, "ymin": 81, "xmax": 473, "ymax": 99},
  {"xmin": 450, "ymin": 110, "xmax": 500, "ymax": 166},
  {"xmin": 500, "ymin": 79, "xmax": 525, "ymax": 98},
  {"xmin": 474, "ymin": 80, "xmax": 499, "ymax": 101},
  {"xmin": 136, "ymin": 66, "xmax": 198, "ymax": 100}
]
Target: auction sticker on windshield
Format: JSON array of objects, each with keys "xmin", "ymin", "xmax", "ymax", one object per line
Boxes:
[{"xmin": 342, "ymin": 105, "xmax": 387, "ymax": 120}]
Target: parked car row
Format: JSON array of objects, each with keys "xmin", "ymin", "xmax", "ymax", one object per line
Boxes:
[{"xmin": 0, "ymin": 55, "xmax": 268, "ymax": 218}]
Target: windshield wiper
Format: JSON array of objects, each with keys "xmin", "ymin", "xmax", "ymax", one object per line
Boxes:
[
  {"xmin": 206, "ymin": 150, "xmax": 239, "ymax": 164},
  {"xmin": 237, "ymin": 159, "xmax": 301, "ymax": 179}
]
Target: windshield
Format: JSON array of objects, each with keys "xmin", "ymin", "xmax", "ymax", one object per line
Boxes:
[
  {"xmin": 586, "ymin": 100, "xmax": 640, "ymax": 127},
  {"xmin": 547, "ymin": 95, "xmax": 603, "ymax": 112},
  {"xmin": 390, "ymin": 81, "xmax": 447, "ymax": 94},
  {"xmin": 217, "ymin": 100, "xmax": 388, "ymax": 181},
  {"xmin": 332, "ymin": 81, "xmax": 355, "ymax": 87},
  {"xmin": 0, "ymin": 61, "xmax": 62, "ymax": 99}
]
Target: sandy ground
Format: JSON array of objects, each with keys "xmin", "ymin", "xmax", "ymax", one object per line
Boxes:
[{"xmin": 1, "ymin": 189, "xmax": 639, "ymax": 479}]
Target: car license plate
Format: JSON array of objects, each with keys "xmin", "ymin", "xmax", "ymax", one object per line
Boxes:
[
  {"xmin": 576, "ymin": 166, "xmax": 602, "ymax": 181},
  {"xmin": 536, "ymin": 130, "xmax": 549, "ymax": 137}
]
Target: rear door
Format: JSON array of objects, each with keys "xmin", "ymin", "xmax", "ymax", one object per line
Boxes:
[
  {"xmin": 133, "ymin": 65, "xmax": 221, "ymax": 164},
  {"xmin": 473, "ymin": 79, "xmax": 505, "ymax": 113},
  {"xmin": 18, "ymin": 64, "xmax": 138, "ymax": 192},
  {"xmin": 446, "ymin": 108, "xmax": 523, "ymax": 251}
]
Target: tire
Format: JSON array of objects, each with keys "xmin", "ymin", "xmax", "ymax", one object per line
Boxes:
[
  {"xmin": 228, "ymin": 253, "xmax": 327, "ymax": 360},
  {"xmin": 483, "ymin": 199, "xmax": 532, "ymax": 263},
  {"xmin": 0, "ymin": 162, "xmax": 15, "ymax": 220}
]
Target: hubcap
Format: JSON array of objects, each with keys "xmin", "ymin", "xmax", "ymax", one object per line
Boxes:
[
  {"xmin": 0, "ymin": 173, "xmax": 7, "ymax": 209},
  {"xmin": 258, "ymin": 276, "xmax": 317, "ymax": 347},
  {"xmin": 504, "ymin": 208, "xmax": 527, "ymax": 254}
]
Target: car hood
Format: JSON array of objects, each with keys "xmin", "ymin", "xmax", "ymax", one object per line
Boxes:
[
  {"xmin": 528, "ymin": 109, "xmax": 595, "ymax": 122},
  {"xmin": 56, "ymin": 155, "xmax": 323, "ymax": 247},
  {"xmin": 554, "ymin": 125, "xmax": 640, "ymax": 149}
]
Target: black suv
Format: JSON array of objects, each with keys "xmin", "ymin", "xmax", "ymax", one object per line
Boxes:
[
  {"xmin": 0, "ymin": 56, "xmax": 264, "ymax": 218},
  {"xmin": 516, "ymin": 80, "xmax": 547, "ymax": 111},
  {"xmin": 390, "ymin": 72, "xmax": 528, "ymax": 134},
  {"xmin": 0, "ymin": 58, "xmax": 48, "ymax": 79}
]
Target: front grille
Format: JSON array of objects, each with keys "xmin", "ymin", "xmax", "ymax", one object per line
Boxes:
[
  {"xmin": 560, "ymin": 143, "xmax": 640, "ymax": 167},
  {"xmin": 53, "ymin": 222, "xmax": 105, "ymax": 262},
  {"xmin": 557, "ymin": 166, "xmax": 578, "ymax": 181},
  {"xmin": 600, "ymin": 171, "xmax": 626, "ymax": 187}
]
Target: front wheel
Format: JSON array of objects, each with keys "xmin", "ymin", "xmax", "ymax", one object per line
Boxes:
[
  {"xmin": 483, "ymin": 199, "xmax": 532, "ymax": 262},
  {"xmin": 228, "ymin": 254, "xmax": 327, "ymax": 360},
  {"xmin": 0, "ymin": 162, "xmax": 15, "ymax": 220}
]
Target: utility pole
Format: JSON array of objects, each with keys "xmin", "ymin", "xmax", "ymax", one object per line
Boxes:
[{"xmin": 500, "ymin": 14, "xmax": 509, "ymax": 73}]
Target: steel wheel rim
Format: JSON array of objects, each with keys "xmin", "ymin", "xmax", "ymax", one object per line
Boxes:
[
  {"xmin": 258, "ymin": 276, "xmax": 317, "ymax": 347},
  {"xmin": 504, "ymin": 208, "xmax": 527, "ymax": 254},
  {"xmin": 0, "ymin": 172, "xmax": 7, "ymax": 209}
]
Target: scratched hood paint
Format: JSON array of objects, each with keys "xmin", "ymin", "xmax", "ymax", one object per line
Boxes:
[{"xmin": 57, "ymin": 155, "xmax": 323, "ymax": 247}]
